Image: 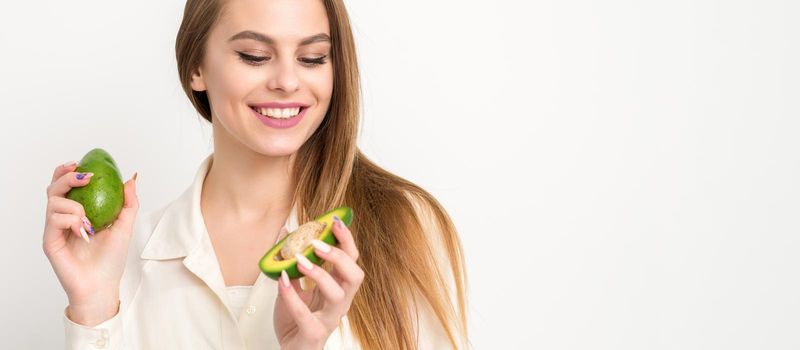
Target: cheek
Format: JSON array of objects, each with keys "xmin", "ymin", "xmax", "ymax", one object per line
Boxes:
[
  {"xmin": 206, "ymin": 56, "xmax": 260, "ymax": 112},
  {"xmin": 308, "ymin": 66, "xmax": 334, "ymax": 103},
  {"xmin": 217, "ymin": 70, "xmax": 260, "ymax": 102}
]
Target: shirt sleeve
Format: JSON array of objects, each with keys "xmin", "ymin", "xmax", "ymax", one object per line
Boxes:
[{"xmin": 63, "ymin": 303, "xmax": 123, "ymax": 350}]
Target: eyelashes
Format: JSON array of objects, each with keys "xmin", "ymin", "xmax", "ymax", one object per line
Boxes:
[
  {"xmin": 236, "ymin": 51, "xmax": 328, "ymax": 67},
  {"xmin": 237, "ymin": 52, "xmax": 268, "ymax": 65},
  {"xmin": 299, "ymin": 56, "xmax": 327, "ymax": 67}
]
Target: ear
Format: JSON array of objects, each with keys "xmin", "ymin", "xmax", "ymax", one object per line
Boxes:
[{"xmin": 189, "ymin": 66, "xmax": 207, "ymax": 92}]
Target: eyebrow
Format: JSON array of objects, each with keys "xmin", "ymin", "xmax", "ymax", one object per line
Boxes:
[{"xmin": 228, "ymin": 31, "xmax": 331, "ymax": 46}]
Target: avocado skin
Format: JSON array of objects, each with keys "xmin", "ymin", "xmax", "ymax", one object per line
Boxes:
[
  {"xmin": 259, "ymin": 207, "xmax": 354, "ymax": 280},
  {"xmin": 66, "ymin": 148, "xmax": 124, "ymax": 231}
]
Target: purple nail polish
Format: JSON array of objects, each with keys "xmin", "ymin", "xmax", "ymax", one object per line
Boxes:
[
  {"xmin": 82, "ymin": 217, "xmax": 96, "ymax": 235},
  {"xmin": 76, "ymin": 173, "xmax": 87, "ymax": 180}
]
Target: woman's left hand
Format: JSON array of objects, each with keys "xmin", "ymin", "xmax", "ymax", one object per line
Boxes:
[{"xmin": 273, "ymin": 216, "xmax": 364, "ymax": 350}]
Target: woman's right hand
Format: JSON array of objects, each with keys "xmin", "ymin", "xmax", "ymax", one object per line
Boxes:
[{"xmin": 42, "ymin": 161, "xmax": 139, "ymax": 326}]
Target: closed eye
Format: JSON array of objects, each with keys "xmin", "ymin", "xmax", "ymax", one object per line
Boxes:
[
  {"xmin": 237, "ymin": 51, "xmax": 328, "ymax": 68},
  {"xmin": 299, "ymin": 55, "xmax": 328, "ymax": 67},
  {"xmin": 237, "ymin": 52, "xmax": 269, "ymax": 66}
]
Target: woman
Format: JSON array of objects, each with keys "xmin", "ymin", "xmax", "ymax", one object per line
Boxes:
[{"xmin": 43, "ymin": 0, "xmax": 467, "ymax": 349}]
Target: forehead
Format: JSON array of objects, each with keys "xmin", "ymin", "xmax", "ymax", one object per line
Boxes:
[{"xmin": 217, "ymin": 0, "xmax": 330, "ymax": 42}]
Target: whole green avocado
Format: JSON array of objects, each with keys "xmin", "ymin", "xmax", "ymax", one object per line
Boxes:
[{"xmin": 66, "ymin": 148, "xmax": 124, "ymax": 231}]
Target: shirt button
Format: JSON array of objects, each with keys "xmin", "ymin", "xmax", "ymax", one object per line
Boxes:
[
  {"xmin": 94, "ymin": 338, "xmax": 107, "ymax": 348},
  {"xmin": 246, "ymin": 305, "xmax": 257, "ymax": 315}
]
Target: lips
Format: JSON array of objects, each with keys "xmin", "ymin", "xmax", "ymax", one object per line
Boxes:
[
  {"xmin": 250, "ymin": 105, "xmax": 306, "ymax": 119},
  {"xmin": 248, "ymin": 101, "xmax": 311, "ymax": 120},
  {"xmin": 251, "ymin": 104, "xmax": 308, "ymax": 129}
]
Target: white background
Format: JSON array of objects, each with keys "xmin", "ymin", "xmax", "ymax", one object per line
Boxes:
[{"xmin": 1, "ymin": 0, "xmax": 799, "ymax": 349}]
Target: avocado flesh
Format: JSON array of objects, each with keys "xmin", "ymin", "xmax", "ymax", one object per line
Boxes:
[
  {"xmin": 66, "ymin": 148, "xmax": 124, "ymax": 231},
  {"xmin": 259, "ymin": 206, "xmax": 354, "ymax": 280}
]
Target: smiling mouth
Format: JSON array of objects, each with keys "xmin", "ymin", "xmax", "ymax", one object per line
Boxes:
[{"xmin": 250, "ymin": 106, "xmax": 307, "ymax": 119}]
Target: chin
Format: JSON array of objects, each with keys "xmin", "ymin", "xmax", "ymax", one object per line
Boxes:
[{"xmin": 252, "ymin": 139, "xmax": 302, "ymax": 158}]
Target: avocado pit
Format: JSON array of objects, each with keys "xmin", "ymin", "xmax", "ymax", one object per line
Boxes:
[{"xmin": 277, "ymin": 221, "xmax": 327, "ymax": 261}]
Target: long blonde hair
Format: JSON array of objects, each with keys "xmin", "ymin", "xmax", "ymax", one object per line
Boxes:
[{"xmin": 175, "ymin": 1, "xmax": 467, "ymax": 348}]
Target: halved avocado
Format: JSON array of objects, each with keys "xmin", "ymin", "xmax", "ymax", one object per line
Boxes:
[{"xmin": 259, "ymin": 206, "xmax": 354, "ymax": 280}]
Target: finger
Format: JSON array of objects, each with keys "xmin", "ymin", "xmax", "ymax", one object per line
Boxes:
[
  {"xmin": 46, "ymin": 212, "xmax": 90, "ymax": 244},
  {"xmin": 290, "ymin": 277, "xmax": 303, "ymax": 291},
  {"xmin": 47, "ymin": 196, "xmax": 95, "ymax": 234},
  {"xmin": 51, "ymin": 161, "xmax": 77, "ymax": 182},
  {"xmin": 277, "ymin": 270, "xmax": 315, "ymax": 327},
  {"xmin": 46, "ymin": 171, "xmax": 94, "ymax": 198},
  {"xmin": 289, "ymin": 278, "xmax": 314, "ymax": 305},
  {"xmin": 121, "ymin": 173, "xmax": 139, "ymax": 211},
  {"xmin": 294, "ymin": 254, "xmax": 346, "ymax": 316},
  {"xmin": 331, "ymin": 216, "xmax": 359, "ymax": 260},
  {"xmin": 112, "ymin": 173, "xmax": 139, "ymax": 237},
  {"xmin": 309, "ymin": 240, "xmax": 364, "ymax": 293},
  {"xmin": 47, "ymin": 196, "xmax": 85, "ymax": 217}
]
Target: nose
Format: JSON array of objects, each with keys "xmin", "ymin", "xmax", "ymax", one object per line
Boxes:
[{"xmin": 267, "ymin": 58, "xmax": 300, "ymax": 93}]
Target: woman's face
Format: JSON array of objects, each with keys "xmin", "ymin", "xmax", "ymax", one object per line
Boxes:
[{"xmin": 191, "ymin": 0, "xmax": 333, "ymax": 157}]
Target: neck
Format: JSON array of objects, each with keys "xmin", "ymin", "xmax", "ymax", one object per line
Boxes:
[{"xmin": 201, "ymin": 128, "xmax": 296, "ymax": 224}]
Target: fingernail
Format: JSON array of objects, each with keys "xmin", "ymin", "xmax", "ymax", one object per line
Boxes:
[
  {"xmin": 332, "ymin": 215, "xmax": 341, "ymax": 227},
  {"xmin": 82, "ymin": 217, "xmax": 95, "ymax": 235},
  {"xmin": 80, "ymin": 227, "xmax": 90, "ymax": 244},
  {"xmin": 310, "ymin": 239, "xmax": 331, "ymax": 253},
  {"xmin": 76, "ymin": 172, "xmax": 94, "ymax": 180},
  {"xmin": 280, "ymin": 270, "xmax": 290, "ymax": 287},
  {"xmin": 133, "ymin": 172, "xmax": 138, "ymax": 182},
  {"xmin": 62, "ymin": 161, "xmax": 77, "ymax": 168},
  {"xmin": 295, "ymin": 253, "xmax": 314, "ymax": 270}
]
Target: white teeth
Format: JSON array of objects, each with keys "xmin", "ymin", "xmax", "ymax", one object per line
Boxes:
[{"xmin": 255, "ymin": 107, "xmax": 301, "ymax": 119}]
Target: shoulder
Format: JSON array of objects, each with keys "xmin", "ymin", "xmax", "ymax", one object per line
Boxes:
[
  {"xmin": 401, "ymin": 190, "xmax": 470, "ymax": 349},
  {"xmin": 399, "ymin": 190, "xmax": 452, "ymax": 283},
  {"xmin": 402, "ymin": 190, "xmax": 454, "ymax": 272}
]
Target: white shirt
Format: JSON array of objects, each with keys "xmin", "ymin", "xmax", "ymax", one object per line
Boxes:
[
  {"xmin": 225, "ymin": 286, "xmax": 253, "ymax": 319},
  {"xmin": 63, "ymin": 154, "xmax": 463, "ymax": 350}
]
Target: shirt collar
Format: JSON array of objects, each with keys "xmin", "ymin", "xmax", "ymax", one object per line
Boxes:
[{"xmin": 140, "ymin": 154, "xmax": 299, "ymax": 260}]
